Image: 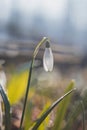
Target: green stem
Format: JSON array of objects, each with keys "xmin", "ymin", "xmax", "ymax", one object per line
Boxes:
[
  {"xmin": 32, "ymin": 88, "xmax": 76, "ymax": 130},
  {"xmin": 19, "ymin": 59, "xmax": 33, "ymax": 130},
  {"xmin": 33, "ymin": 37, "xmax": 49, "ymax": 58},
  {"xmin": 0, "ymin": 85, "xmax": 10, "ymax": 130},
  {"xmin": 19, "ymin": 37, "xmax": 49, "ymax": 130}
]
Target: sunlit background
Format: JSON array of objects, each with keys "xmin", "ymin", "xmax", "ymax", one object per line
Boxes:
[
  {"xmin": 0, "ymin": 1, "xmax": 87, "ymax": 129},
  {"xmin": 0, "ymin": 0, "xmax": 87, "ymax": 59}
]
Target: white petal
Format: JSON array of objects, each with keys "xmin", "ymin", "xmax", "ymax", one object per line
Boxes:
[{"xmin": 43, "ymin": 48, "xmax": 54, "ymax": 72}]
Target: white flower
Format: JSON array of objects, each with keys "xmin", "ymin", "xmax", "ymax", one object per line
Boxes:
[{"xmin": 43, "ymin": 41, "xmax": 54, "ymax": 72}]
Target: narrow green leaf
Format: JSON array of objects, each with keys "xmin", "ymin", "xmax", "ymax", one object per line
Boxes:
[
  {"xmin": 31, "ymin": 85, "xmax": 75, "ymax": 130},
  {"xmin": 0, "ymin": 85, "xmax": 10, "ymax": 130},
  {"xmin": 38, "ymin": 100, "xmax": 51, "ymax": 130}
]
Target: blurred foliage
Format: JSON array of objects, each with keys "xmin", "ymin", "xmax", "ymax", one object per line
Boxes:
[
  {"xmin": 24, "ymin": 101, "xmax": 33, "ymax": 130},
  {"xmin": 6, "ymin": 68, "xmax": 76, "ymax": 130},
  {"xmin": 6, "ymin": 64, "xmax": 86, "ymax": 130},
  {"xmin": 31, "ymin": 83, "xmax": 75, "ymax": 130},
  {"xmin": 37, "ymin": 100, "xmax": 51, "ymax": 130},
  {"xmin": 7, "ymin": 71, "xmax": 28, "ymax": 104},
  {"xmin": 64, "ymin": 89, "xmax": 87, "ymax": 130},
  {"xmin": 53, "ymin": 81, "xmax": 74, "ymax": 130}
]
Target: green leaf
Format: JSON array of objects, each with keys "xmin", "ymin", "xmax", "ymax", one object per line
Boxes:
[
  {"xmin": 38, "ymin": 100, "xmax": 51, "ymax": 130},
  {"xmin": 31, "ymin": 82, "xmax": 75, "ymax": 130},
  {"xmin": 0, "ymin": 85, "xmax": 10, "ymax": 130}
]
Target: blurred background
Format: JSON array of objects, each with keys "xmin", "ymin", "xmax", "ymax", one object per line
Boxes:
[
  {"xmin": 0, "ymin": 0, "xmax": 87, "ymax": 61},
  {"xmin": 0, "ymin": 0, "xmax": 87, "ymax": 130},
  {"xmin": 0, "ymin": 0, "xmax": 87, "ymax": 91}
]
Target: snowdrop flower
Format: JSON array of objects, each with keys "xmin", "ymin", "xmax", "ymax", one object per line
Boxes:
[{"xmin": 43, "ymin": 41, "xmax": 54, "ymax": 72}]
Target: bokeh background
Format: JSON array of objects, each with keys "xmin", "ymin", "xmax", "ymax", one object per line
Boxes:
[
  {"xmin": 0, "ymin": 0, "xmax": 87, "ymax": 92},
  {"xmin": 0, "ymin": 0, "xmax": 87, "ymax": 130},
  {"xmin": 0, "ymin": 0, "xmax": 87, "ymax": 59}
]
